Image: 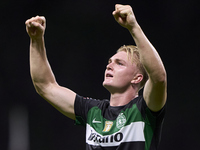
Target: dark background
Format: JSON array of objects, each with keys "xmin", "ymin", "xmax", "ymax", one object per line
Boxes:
[{"xmin": 0, "ymin": 0, "xmax": 199, "ymax": 150}]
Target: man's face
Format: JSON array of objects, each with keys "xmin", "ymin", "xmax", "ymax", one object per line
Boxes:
[{"xmin": 103, "ymin": 51, "xmax": 138, "ymax": 93}]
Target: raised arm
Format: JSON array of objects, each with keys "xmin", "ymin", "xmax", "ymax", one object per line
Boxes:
[
  {"xmin": 113, "ymin": 4, "xmax": 167, "ymax": 112},
  {"xmin": 25, "ymin": 16, "xmax": 76, "ymax": 119}
]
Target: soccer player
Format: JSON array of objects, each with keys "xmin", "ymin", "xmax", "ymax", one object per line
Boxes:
[{"xmin": 25, "ymin": 4, "xmax": 167, "ymax": 150}]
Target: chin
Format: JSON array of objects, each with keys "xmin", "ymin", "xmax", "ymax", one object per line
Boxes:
[
  {"xmin": 102, "ymin": 82, "xmax": 107, "ymax": 88},
  {"xmin": 103, "ymin": 82, "xmax": 114, "ymax": 92},
  {"xmin": 103, "ymin": 81, "xmax": 109, "ymax": 88},
  {"xmin": 103, "ymin": 81, "xmax": 111, "ymax": 87}
]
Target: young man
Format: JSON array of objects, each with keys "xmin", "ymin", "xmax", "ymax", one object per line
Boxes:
[{"xmin": 25, "ymin": 4, "xmax": 167, "ymax": 150}]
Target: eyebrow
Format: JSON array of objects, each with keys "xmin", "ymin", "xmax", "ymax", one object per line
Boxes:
[{"xmin": 108, "ymin": 58, "xmax": 126, "ymax": 64}]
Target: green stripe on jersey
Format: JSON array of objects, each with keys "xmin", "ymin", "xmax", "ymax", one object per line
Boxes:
[{"xmin": 87, "ymin": 103, "xmax": 145, "ymax": 136}]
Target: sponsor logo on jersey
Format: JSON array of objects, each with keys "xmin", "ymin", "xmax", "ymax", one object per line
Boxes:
[
  {"xmin": 88, "ymin": 130, "xmax": 123, "ymax": 144},
  {"xmin": 116, "ymin": 113, "xmax": 126, "ymax": 129},
  {"xmin": 102, "ymin": 121, "xmax": 113, "ymax": 132}
]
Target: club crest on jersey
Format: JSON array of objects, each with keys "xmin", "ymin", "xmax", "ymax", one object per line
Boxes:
[
  {"xmin": 102, "ymin": 121, "xmax": 113, "ymax": 132},
  {"xmin": 116, "ymin": 113, "xmax": 126, "ymax": 129}
]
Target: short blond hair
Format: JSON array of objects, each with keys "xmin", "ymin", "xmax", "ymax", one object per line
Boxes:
[{"xmin": 117, "ymin": 45, "xmax": 148, "ymax": 89}]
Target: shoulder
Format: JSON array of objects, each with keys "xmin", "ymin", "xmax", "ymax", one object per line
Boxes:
[
  {"xmin": 127, "ymin": 96, "xmax": 165, "ymax": 118},
  {"xmin": 75, "ymin": 94, "xmax": 110, "ymax": 110}
]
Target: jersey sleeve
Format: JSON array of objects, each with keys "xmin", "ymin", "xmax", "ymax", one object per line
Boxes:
[
  {"xmin": 137, "ymin": 96, "xmax": 166, "ymax": 148},
  {"xmin": 137, "ymin": 96, "xmax": 165, "ymax": 120},
  {"xmin": 74, "ymin": 94, "xmax": 100, "ymax": 126}
]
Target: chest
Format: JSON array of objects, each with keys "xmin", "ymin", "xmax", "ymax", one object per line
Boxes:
[{"xmin": 85, "ymin": 105, "xmax": 145, "ymax": 146}]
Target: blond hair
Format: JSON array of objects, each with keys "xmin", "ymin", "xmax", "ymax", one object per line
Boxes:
[{"xmin": 117, "ymin": 45, "xmax": 149, "ymax": 89}]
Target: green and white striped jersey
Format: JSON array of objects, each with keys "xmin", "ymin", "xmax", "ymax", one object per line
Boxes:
[{"xmin": 75, "ymin": 95, "xmax": 165, "ymax": 150}]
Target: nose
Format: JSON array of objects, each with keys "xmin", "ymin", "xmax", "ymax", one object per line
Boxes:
[{"xmin": 106, "ymin": 62, "xmax": 113, "ymax": 70}]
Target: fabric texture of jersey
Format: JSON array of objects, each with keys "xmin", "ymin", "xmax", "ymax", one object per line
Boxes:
[{"xmin": 74, "ymin": 94, "xmax": 165, "ymax": 150}]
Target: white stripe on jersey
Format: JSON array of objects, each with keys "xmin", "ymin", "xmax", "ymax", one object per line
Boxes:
[{"xmin": 86, "ymin": 121, "xmax": 145, "ymax": 147}]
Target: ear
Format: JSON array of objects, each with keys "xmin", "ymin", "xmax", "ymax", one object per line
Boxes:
[{"xmin": 131, "ymin": 74, "xmax": 143, "ymax": 84}]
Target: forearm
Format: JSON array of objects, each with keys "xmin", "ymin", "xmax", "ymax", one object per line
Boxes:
[
  {"xmin": 30, "ymin": 37, "xmax": 57, "ymax": 92},
  {"xmin": 129, "ymin": 24, "xmax": 166, "ymax": 82}
]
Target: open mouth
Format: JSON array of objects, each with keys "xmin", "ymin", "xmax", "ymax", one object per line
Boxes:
[{"xmin": 106, "ymin": 73, "xmax": 113, "ymax": 78}]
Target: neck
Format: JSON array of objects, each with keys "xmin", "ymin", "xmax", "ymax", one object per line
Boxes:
[{"xmin": 109, "ymin": 90, "xmax": 138, "ymax": 106}]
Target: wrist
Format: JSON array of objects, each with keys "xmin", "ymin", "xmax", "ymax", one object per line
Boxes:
[
  {"xmin": 30, "ymin": 36, "xmax": 44, "ymax": 44},
  {"xmin": 30, "ymin": 37, "xmax": 45, "ymax": 49},
  {"xmin": 128, "ymin": 23, "xmax": 141, "ymax": 36}
]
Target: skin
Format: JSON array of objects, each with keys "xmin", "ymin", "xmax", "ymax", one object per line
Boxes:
[
  {"xmin": 112, "ymin": 4, "xmax": 167, "ymax": 111},
  {"xmin": 25, "ymin": 4, "xmax": 167, "ymax": 121},
  {"xmin": 103, "ymin": 51, "xmax": 143, "ymax": 106}
]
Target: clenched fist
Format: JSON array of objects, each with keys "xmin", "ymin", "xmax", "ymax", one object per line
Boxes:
[
  {"xmin": 112, "ymin": 4, "xmax": 138, "ymax": 31},
  {"xmin": 25, "ymin": 16, "xmax": 46, "ymax": 40}
]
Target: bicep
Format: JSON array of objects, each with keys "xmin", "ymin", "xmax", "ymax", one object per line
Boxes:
[
  {"xmin": 40, "ymin": 83, "xmax": 76, "ymax": 120},
  {"xmin": 143, "ymin": 78, "xmax": 167, "ymax": 112}
]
